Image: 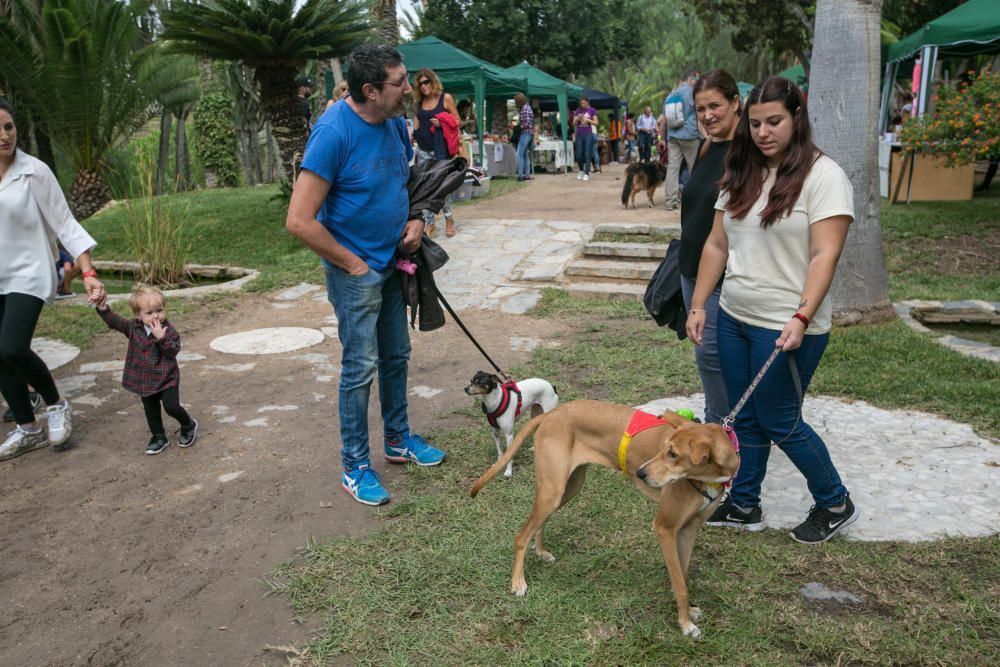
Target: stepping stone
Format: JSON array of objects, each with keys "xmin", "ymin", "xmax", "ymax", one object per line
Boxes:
[
  {"xmin": 203, "ymin": 363, "xmax": 256, "ymax": 373},
  {"xmin": 243, "ymin": 417, "xmax": 268, "ymax": 427},
  {"xmin": 79, "ymin": 360, "xmax": 125, "ymax": 373},
  {"xmin": 501, "ymin": 291, "xmax": 542, "ymax": 314},
  {"xmin": 275, "ymin": 283, "xmax": 322, "ymax": 301},
  {"xmin": 218, "ymin": 471, "xmax": 245, "ymax": 483},
  {"xmin": 258, "ymin": 405, "xmax": 298, "ymax": 412},
  {"xmin": 210, "ymin": 327, "xmax": 325, "ymax": 355},
  {"xmin": 510, "ymin": 337, "xmax": 541, "ymax": 352},
  {"xmin": 32, "ymin": 337, "xmax": 80, "ymax": 371},
  {"xmin": 409, "ymin": 386, "xmax": 441, "ymax": 398},
  {"xmin": 177, "ymin": 352, "xmax": 206, "ymax": 362}
]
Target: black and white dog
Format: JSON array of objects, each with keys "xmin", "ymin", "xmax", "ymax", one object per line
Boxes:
[{"xmin": 464, "ymin": 371, "xmax": 560, "ymax": 477}]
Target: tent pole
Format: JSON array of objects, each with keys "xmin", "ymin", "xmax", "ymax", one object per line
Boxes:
[{"xmin": 878, "ymin": 61, "xmax": 897, "ymax": 134}]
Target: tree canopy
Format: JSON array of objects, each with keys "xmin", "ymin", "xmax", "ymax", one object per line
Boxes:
[{"xmin": 419, "ymin": 0, "xmax": 640, "ymax": 81}]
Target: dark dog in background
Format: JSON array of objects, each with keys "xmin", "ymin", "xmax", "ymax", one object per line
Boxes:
[{"xmin": 621, "ymin": 162, "xmax": 667, "ymax": 209}]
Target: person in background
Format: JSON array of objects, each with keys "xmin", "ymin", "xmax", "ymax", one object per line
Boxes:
[
  {"xmin": 573, "ymin": 97, "xmax": 598, "ymax": 181},
  {"xmin": 678, "ymin": 69, "xmax": 741, "ymax": 427},
  {"xmin": 286, "ymin": 44, "xmax": 445, "ymax": 506},
  {"xmin": 55, "ymin": 243, "xmax": 79, "ymax": 299},
  {"xmin": 687, "ymin": 77, "xmax": 859, "ymax": 544},
  {"xmin": 665, "ymin": 69, "xmax": 701, "ymax": 210},
  {"xmin": 623, "ymin": 111, "xmax": 637, "ymax": 162},
  {"xmin": 0, "ymin": 97, "xmax": 105, "ymax": 462},
  {"xmin": 411, "ymin": 67, "xmax": 460, "ymax": 237},
  {"xmin": 636, "ymin": 106, "xmax": 656, "ymax": 161},
  {"xmin": 514, "ymin": 93, "xmax": 537, "ymax": 182},
  {"xmin": 297, "ymin": 75, "xmax": 314, "ymax": 131},
  {"xmin": 456, "ymin": 99, "xmax": 477, "ymax": 133},
  {"xmin": 326, "ymin": 81, "xmax": 350, "ymax": 110}
]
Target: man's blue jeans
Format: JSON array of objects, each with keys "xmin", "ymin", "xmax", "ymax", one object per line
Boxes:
[
  {"xmin": 638, "ymin": 132, "xmax": 654, "ymax": 161},
  {"xmin": 325, "ymin": 262, "xmax": 410, "ymax": 470},
  {"xmin": 680, "ymin": 275, "xmax": 729, "ymax": 424},
  {"xmin": 717, "ymin": 309, "xmax": 847, "ymax": 510},
  {"xmin": 516, "ymin": 133, "xmax": 534, "ymax": 177},
  {"xmin": 574, "ymin": 133, "xmax": 594, "ymax": 175}
]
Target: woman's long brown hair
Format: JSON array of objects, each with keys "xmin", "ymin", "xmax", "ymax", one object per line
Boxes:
[
  {"xmin": 719, "ymin": 76, "xmax": 820, "ymax": 228},
  {"xmin": 412, "ymin": 68, "xmax": 443, "ymax": 104}
]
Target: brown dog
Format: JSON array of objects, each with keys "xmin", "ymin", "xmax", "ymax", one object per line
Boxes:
[
  {"xmin": 621, "ymin": 161, "xmax": 667, "ymax": 209},
  {"xmin": 470, "ymin": 399, "xmax": 739, "ymax": 638}
]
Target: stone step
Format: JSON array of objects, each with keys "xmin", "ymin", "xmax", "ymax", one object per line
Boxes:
[
  {"xmin": 564, "ymin": 259, "xmax": 660, "ymax": 281},
  {"xmin": 583, "ymin": 241, "xmax": 670, "ymax": 260},
  {"xmin": 595, "ymin": 222, "xmax": 681, "ymax": 236},
  {"xmin": 562, "ymin": 281, "xmax": 646, "ymax": 302}
]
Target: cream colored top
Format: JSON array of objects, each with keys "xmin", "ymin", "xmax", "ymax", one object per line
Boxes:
[
  {"xmin": 0, "ymin": 150, "xmax": 96, "ymax": 304},
  {"xmin": 715, "ymin": 154, "xmax": 854, "ymax": 334}
]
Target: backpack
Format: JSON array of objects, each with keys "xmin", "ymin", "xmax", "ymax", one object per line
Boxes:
[{"xmin": 663, "ymin": 90, "xmax": 686, "ymax": 129}]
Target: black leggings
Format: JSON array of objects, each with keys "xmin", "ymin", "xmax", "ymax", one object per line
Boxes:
[
  {"xmin": 0, "ymin": 293, "xmax": 60, "ymax": 425},
  {"xmin": 141, "ymin": 386, "xmax": 192, "ymax": 437}
]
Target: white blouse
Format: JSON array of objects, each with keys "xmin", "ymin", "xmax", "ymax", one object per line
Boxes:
[{"xmin": 0, "ymin": 150, "xmax": 97, "ymax": 304}]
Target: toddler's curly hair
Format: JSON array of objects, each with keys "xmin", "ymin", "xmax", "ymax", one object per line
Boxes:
[{"xmin": 128, "ymin": 285, "xmax": 165, "ymax": 314}]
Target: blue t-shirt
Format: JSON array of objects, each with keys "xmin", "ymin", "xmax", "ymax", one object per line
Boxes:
[{"xmin": 300, "ymin": 101, "xmax": 414, "ymax": 271}]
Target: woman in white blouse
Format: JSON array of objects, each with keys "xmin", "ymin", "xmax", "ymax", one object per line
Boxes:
[
  {"xmin": 686, "ymin": 78, "xmax": 858, "ymax": 545},
  {"xmin": 0, "ymin": 98, "xmax": 105, "ymax": 461}
]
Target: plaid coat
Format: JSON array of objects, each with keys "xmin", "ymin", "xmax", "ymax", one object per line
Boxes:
[{"xmin": 98, "ymin": 307, "xmax": 181, "ymax": 397}]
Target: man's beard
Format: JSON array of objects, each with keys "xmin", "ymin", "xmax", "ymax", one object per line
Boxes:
[{"xmin": 381, "ymin": 98, "xmax": 406, "ymax": 119}]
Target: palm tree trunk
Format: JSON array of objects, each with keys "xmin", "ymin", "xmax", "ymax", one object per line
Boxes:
[
  {"xmin": 255, "ymin": 65, "xmax": 305, "ymax": 183},
  {"xmin": 68, "ymin": 169, "xmax": 112, "ymax": 220},
  {"xmin": 809, "ymin": 0, "xmax": 893, "ymax": 325},
  {"xmin": 372, "ymin": 0, "xmax": 399, "ymax": 46},
  {"xmin": 174, "ymin": 107, "xmax": 191, "ymax": 192},
  {"xmin": 157, "ymin": 111, "xmax": 173, "ymax": 195}
]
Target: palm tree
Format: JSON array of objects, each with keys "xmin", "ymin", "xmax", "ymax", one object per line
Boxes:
[
  {"xmin": 0, "ymin": 0, "xmax": 196, "ymax": 218},
  {"xmin": 809, "ymin": 0, "xmax": 894, "ymax": 324},
  {"xmin": 372, "ymin": 0, "xmax": 398, "ymax": 46},
  {"xmin": 161, "ymin": 0, "xmax": 370, "ymax": 183}
]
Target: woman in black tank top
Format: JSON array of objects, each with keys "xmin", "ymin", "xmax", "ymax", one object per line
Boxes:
[{"xmin": 412, "ymin": 68, "xmax": 460, "ymax": 236}]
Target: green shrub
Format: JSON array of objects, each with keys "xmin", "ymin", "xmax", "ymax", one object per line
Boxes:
[{"xmin": 194, "ymin": 84, "xmax": 240, "ymax": 187}]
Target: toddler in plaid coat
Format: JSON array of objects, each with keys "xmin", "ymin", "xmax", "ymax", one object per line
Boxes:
[{"xmin": 95, "ymin": 286, "xmax": 198, "ymax": 455}]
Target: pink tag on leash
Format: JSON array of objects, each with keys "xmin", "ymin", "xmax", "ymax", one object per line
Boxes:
[{"xmin": 724, "ymin": 425, "xmax": 739, "ymax": 488}]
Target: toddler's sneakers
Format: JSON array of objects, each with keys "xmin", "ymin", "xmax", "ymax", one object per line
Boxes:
[
  {"xmin": 178, "ymin": 419, "xmax": 198, "ymax": 448},
  {"xmin": 0, "ymin": 425, "xmax": 49, "ymax": 462},
  {"xmin": 145, "ymin": 434, "xmax": 169, "ymax": 455},
  {"xmin": 341, "ymin": 463, "xmax": 390, "ymax": 506},
  {"xmin": 45, "ymin": 399, "xmax": 73, "ymax": 447},
  {"xmin": 384, "ymin": 433, "xmax": 445, "ymax": 467}
]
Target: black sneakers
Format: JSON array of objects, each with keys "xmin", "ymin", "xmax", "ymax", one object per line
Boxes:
[
  {"xmin": 791, "ymin": 496, "xmax": 859, "ymax": 544},
  {"xmin": 145, "ymin": 434, "xmax": 169, "ymax": 455},
  {"xmin": 178, "ymin": 419, "xmax": 198, "ymax": 448},
  {"xmin": 3, "ymin": 392, "xmax": 42, "ymax": 423},
  {"xmin": 706, "ymin": 499, "xmax": 764, "ymax": 531}
]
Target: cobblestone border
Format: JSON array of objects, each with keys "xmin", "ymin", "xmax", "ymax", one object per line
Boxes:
[
  {"xmin": 895, "ymin": 300, "xmax": 1000, "ymax": 362},
  {"xmin": 70, "ymin": 261, "xmax": 260, "ymax": 304}
]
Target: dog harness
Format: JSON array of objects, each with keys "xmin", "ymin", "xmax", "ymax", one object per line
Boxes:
[
  {"xmin": 617, "ymin": 410, "xmax": 668, "ymax": 476},
  {"xmin": 483, "ymin": 381, "xmax": 522, "ymax": 429}
]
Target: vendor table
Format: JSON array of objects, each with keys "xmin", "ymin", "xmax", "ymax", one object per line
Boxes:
[
  {"xmin": 879, "ymin": 141, "xmax": 974, "ymax": 202},
  {"xmin": 533, "ymin": 139, "xmax": 572, "ymax": 172},
  {"xmin": 469, "ymin": 140, "xmax": 518, "ymax": 177}
]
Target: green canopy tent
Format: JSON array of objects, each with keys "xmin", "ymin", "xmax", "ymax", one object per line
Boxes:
[
  {"xmin": 395, "ymin": 36, "xmax": 528, "ymax": 168},
  {"xmin": 881, "ymin": 0, "xmax": 1000, "ymax": 131},
  {"xmin": 776, "ymin": 63, "xmax": 808, "ymax": 90},
  {"xmin": 737, "ymin": 81, "xmax": 755, "ymax": 99},
  {"xmin": 501, "ymin": 61, "xmax": 584, "ymax": 174}
]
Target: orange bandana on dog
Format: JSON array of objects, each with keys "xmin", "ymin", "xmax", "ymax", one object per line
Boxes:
[{"xmin": 618, "ymin": 410, "xmax": 668, "ymax": 476}]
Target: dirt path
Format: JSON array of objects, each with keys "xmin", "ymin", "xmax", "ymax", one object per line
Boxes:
[{"xmin": 0, "ymin": 160, "xmax": 671, "ymax": 666}]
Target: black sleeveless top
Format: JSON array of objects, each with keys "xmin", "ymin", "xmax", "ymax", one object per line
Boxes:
[{"xmin": 414, "ymin": 95, "xmax": 446, "ymax": 152}]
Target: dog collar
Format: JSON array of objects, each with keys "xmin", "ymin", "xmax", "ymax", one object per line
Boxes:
[
  {"xmin": 687, "ymin": 479, "xmax": 724, "ymax": 502},
  {"xmin": 618, "ymin": 410, "xmax": 668, "ymax": 476},
  {"xmin": 483, "ymin": 381, "xmax": 522, "ymax": 428}
]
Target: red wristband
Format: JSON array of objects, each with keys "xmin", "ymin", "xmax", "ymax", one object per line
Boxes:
[
  {"xmin": 792, "ymin": 312, "xmax": 810, "ymax": 327},
  {"xmin": 82, "ymin": 270, "xmax": 98, "ymax": 279}
]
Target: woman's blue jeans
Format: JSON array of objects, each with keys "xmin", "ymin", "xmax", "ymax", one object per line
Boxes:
[
  {"xmin": 516, "ymin": 133, "xmax": 534, "ymax": 177},
  {"xmin": 325, "ymin": 263, "xmax": 411, "ymax": 471},
  {"xmin": 680, "ymin": 275, "xmax": 729, "ymax": 424},
  {"xmin": 717, "ymin": 309, "xmax": 847, "ymax": 510},
  {"xmin": 574, "ymin": 133, "xmax": 594, "ymax": 175}
]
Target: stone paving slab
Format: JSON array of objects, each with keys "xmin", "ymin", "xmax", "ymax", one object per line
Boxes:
[{"xmin": 639, "ymin": 395, "xmax": 1000, "ymax": 542}]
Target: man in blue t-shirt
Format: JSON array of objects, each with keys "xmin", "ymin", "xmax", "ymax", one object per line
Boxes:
[
  {"xmin": 286, "ymin": 44, "xmax": 446, "ymax": 507},
  {"xmin": 664, "ymin": 69, "xmax": 700, "ymax": 211}
]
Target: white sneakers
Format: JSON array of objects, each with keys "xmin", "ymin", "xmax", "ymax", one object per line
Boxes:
[
  {"xmin": 582, "ymin": 174, "xmax": 589, "ymax": 181},
  {"xmin": 45, "ymin": 399, "xmax": 73, "ymax": 446},
  {"xmin": 0, "ymin": 426, "xmax": 49, "ymax": 461},
  {"xmin": 576, "ymin": 172, "xmax": 583, "ymax": 180}
]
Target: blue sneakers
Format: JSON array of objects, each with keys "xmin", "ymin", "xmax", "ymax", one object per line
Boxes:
[
  {"xmin": 341, "ymin": 464, "xmax": 390, "ymax": 506},
  {"xmin": 384, "ymin": 432, "xmax": 446, "ymax": 467}
]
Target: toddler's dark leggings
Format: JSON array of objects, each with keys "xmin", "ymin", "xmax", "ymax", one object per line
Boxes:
[{"xmin": 141, "ymin": 386, "xmax": 192, "ymax": 436}]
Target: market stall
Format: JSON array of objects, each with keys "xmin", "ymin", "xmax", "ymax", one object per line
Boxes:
[
  {"xmin": 502, "ymin": 62, "xmax": 584, "ymax": 174},
  {"xmin": 468, "ymin": 139, "xmax": 518, "ymax": 176}
]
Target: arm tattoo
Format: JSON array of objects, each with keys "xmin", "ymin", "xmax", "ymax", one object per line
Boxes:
[{"xmin": 798, "ymin": 299, "xmax": 808, "ymax": 309}]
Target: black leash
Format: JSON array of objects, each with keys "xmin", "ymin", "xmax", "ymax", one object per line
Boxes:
[
  {"xmin": 433, "ymin": 284, "xmax": 513, "ymax": 383},
  {"xmin": 720, "ymin": 346, "xmax": 803, "ymax": 448}
]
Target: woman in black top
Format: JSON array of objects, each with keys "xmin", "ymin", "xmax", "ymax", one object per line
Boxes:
[
  {"xmin": 412, "ymin": 68, "xmax": 460, "ymax": 236},
  {"xmin": 678, "ymin": 69, "xmax": 741, "ymax": 424}
]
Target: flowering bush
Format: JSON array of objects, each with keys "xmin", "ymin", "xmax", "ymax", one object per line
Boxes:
[{"xmin": 898, "ymin": 68, "xmax": 1000, "ymax": 166}]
